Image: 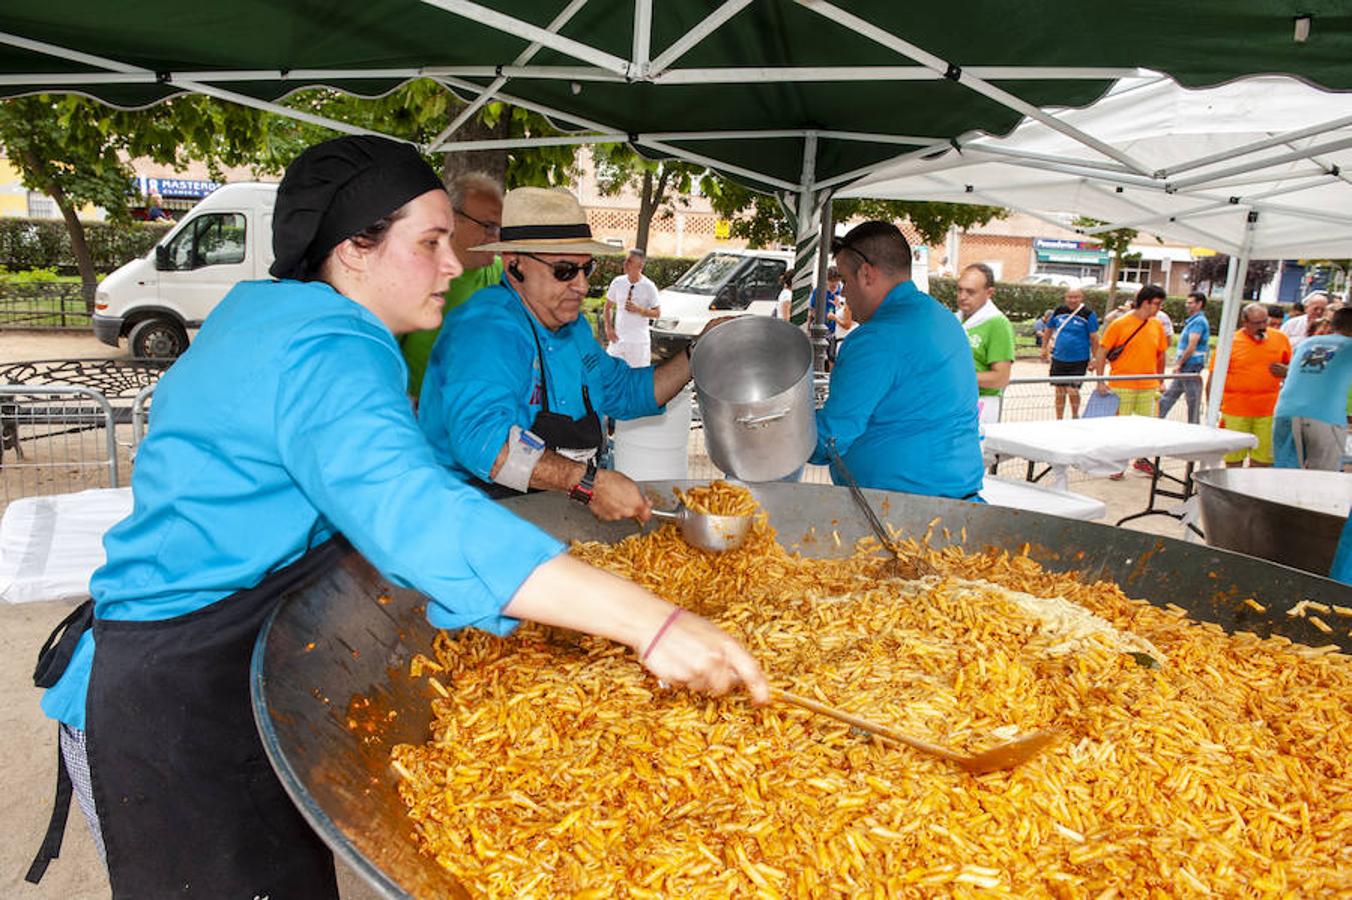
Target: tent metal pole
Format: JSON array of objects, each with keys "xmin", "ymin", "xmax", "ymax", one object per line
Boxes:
[
  {"xmin": 1167, "ymin": 134, "xmax": 1352, "ymax": 191},
  {"xmin": 1076, "ymin": 182, "xmax": 1240, "ymax": 253},
  {"xmin": 961, "ymin": 144, "xmax": 1136, "ymax": 174},
  {"xmin": 438, "ymin": 134, "xmax": 627, "ymax": 151},
  {"xmin": 816, "ymin": 130, "xmax": 941, "ymax": 146},
  {"xmin": 1204, "ymin": 212, "xmax": 1258, "ymax": 429},
  {"xmin": 1158, "ymin": 112, "xmax": 1352, "ymax": 177},
  {"xmin": 632, "ymin": 0, "xmax": 652, "ymax": 78},
  {"xmin": 637, "ymin": 139, "xmax": 800, "ymax": 191},
  {"xmin": 657, "ymin": 65, "xmax": 1141, "ymax": 84},
  {"xmin": 418, "ymin": 0, "xmax": 630, "ymax": 75},
  {"xmin": 811, "ymin": 141, "xmax": 953, "ymax": 191},
  {"xmin": 1076, "ymin": 200, "xmax": 1236, "ymax": 234},
  {"xmin": 648, "ymin": 0, "xmax": 755, "ymax": 75},
  {"xmin": 0, "ymin": 29, "xmax": 142, "ymax": 73},
  {"xmin": 1176, "ymin": 170, "xmax": 1334, "ymax": 193},
  {"xmin": 430, "ymin": 0, "xmax": 592, "ymax": 148},
  {"xmin": 178, "ymin": 80, "xmax": 397, "ymax": 139},
  {"xmin": 795, "ymin": 0, "xmax": 1151, "ymax": 175}
]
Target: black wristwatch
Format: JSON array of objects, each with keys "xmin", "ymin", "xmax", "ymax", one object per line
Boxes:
[{"xmin": 569, "ymin": 458, "xmax": 598, "ymax": 505}]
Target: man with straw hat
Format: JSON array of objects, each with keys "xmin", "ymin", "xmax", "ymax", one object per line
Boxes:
[{"xmin": 420, "ymin": 187, "xmax": 716, "ymax": 521}]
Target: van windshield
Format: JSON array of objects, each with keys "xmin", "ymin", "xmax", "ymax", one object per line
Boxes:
[{"xmin": 670, "ymin": 253, "xmax": 745, "ymax": 295}]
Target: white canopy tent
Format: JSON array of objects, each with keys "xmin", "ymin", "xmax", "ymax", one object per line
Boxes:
[{"xmin": 840, "ymin": 74, "xmax": 1352, "ymax": 425}]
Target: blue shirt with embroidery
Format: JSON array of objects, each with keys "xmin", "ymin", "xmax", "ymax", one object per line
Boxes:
[
  {"xmin": 809, "ymin": 280, "xmax": 984, "ymax": 499},
  {"xmin": 1177, "ymin": 311, "xmax": 1211, "ymax": 371},
  {"xmin": 42, "ymin": 279, "xmax": 563, "ymax": 729},
  {"xmin": 1275, "ymin": 333, "xmax": 1352, "ymax": 425},
  {"xmin": 419, "ymin": 279, "xmax": 661, "ymax": 482}
]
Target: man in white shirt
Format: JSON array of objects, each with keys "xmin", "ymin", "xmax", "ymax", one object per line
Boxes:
[
  {"xmin": 603, "ymin": 248, "xmax": 661, "ymax": 367},
  {"xmin": 1281, "ymin": 292, "xmax": 1329, "ymax": 347}
]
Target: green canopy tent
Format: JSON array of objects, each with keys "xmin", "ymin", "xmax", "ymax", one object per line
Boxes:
[{"xmin": 2, "ymin": 1, "xmax": 1350, "ymax": 341}]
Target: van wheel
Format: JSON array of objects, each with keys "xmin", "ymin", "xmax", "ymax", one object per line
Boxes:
[{"xmin": 128, "ymin": 317, "xmax": 189, "ymax": 359}]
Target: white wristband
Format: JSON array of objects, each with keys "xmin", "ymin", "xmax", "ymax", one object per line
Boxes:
[{"xmin": 494, "ymin": 425, "xmax": 545, "ymax": 493}]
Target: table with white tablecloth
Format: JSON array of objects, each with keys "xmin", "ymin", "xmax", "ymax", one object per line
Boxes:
[{"xmin": 981, "ymin": 416, "xmax": 1259, "ymax": 528}]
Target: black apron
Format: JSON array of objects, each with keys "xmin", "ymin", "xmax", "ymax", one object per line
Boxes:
[
  {"xmin": 29, "ymin": 538, "xmax": 345, "ymax": 899},
  {"xmin": 472, "ymin": 308, "xmax": 605, "ymax": 500}
]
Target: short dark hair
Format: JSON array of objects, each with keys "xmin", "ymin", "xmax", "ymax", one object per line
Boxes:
[
  {"xmin": 1333, "ymin": 306, "xmax": 1352, "ymax": 335},
  {"xmin": 1187, "ymin": 291, "xmax": 1207, "ymax": 308},
  {"xmin": 1291, "ymin": 300, "xmax": 1305, "ymax": 315},
  {"xmin": 961, "ymin": 263, "xmax": 996, "ymax": 290},
  {"xmin": 1133, "ymin": 284, "xmax": 1166, "ymax": 307},
  {"xmin": 830, "ymin": 221, "xmax": 911, "ymax": 276},
  {"xmin": 1267, "ymin": 304, "xmax": 1286, "ymax": 320}
]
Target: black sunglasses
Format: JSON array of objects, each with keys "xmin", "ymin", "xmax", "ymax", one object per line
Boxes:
[
  {"xmin": 829, "ymin": 236, "xmax": 872, "ymax": 267},
  {"xmin": 520, "ymin": 252, "xmax": 597, "ymax": 282},
  {"xmin": 453, "ymin": 207, "xmax": 501, "ymax": 237}
]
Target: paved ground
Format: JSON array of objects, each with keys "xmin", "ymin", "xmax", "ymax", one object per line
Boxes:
[{"xmin": 0, "ymin": 332, "xmax": 1193, "ymax": 896}]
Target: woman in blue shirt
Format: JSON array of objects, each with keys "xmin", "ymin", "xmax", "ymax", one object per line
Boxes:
[{"xmin": 28, "ymin": 136, "xmax": 767, "ymax": 898}]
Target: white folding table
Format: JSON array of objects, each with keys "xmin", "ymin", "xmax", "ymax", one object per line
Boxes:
[{"xmin": 981, "ymin": 416, "xmax": 1258, "ymax": 528}]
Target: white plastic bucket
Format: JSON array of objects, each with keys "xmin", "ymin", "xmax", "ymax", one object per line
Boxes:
[{"xmin": 611, "ymin": 387, "xmax": 692, "ymax": 481}]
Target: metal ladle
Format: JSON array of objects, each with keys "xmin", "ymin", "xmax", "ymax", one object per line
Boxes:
[
  {"xmin": 825, "ymin": 439, "xmax": 926, "ymax": 575},
  {"xmin": 649, "ymin": 503, "xmax": 753, "ymax": 552}
]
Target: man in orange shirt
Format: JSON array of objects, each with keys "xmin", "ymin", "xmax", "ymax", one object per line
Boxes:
[
  {"xmin": 1207, "ymin": 303, "xmax": 1292, "ymax": 467},
  {"xmin": 1093, "ymin": 284, "xmax": 1168, "ymax": 415}
]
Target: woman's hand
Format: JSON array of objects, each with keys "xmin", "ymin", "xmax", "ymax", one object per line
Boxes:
[
  {"xmin": 503, "ymin": 555, "xmax": 770, "ymax": 705},
  {"xmin": 640, "ymin": 608, "xmax": 770, "ymax": 703}
]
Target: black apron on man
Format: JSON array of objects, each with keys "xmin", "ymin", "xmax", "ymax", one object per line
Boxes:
[
  {"xmin": 30, "ymin": 538, "xmax": 345, "ymax": 899},
  {"xmin": 472, "ymin": 303, "xmax": 605, "ymax": 500}
]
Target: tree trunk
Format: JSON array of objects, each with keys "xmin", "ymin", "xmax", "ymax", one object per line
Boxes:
[
  {"xmin": 633, "ymin": 167, "xmax": 671, "ymax": 253},
  {"xmin": 1105, "ymin": 253, "xmax": 1121, "ymax": 312},
  {"xmin": 21, "ymin": 146, "xmax": 97, "ymax": 310},
  {"xmin": 440, "ymin": 105, "xmax": 511, "ymax": 188}
]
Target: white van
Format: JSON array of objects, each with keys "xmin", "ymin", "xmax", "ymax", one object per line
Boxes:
[
  {"xmin": 93, "ymin": 182, "xmax": 277, "ymax": 358},
  {"xmin": 649, "ymin": 248, "xmax": 795, "ymax": 359}
]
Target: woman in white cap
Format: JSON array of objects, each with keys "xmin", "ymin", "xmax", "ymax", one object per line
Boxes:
[
  {"xmin": 28, "ymin": 137, "xmax": 767, "ymax": 898},
  {"xmin": 419, "ymin": 187, "xmax": 713, "ymax": 520}
]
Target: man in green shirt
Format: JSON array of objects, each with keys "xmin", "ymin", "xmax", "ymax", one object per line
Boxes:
[
  {"xmin": 956, "ymin": 262, "xmax": 1016, "ymax": 423},
  {"xmin": 401, "ymin": 172, "xmax": 504, "ymax": 398}
]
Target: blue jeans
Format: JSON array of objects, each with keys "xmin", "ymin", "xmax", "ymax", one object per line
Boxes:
[{"xmin": 1158, "ymin": 372, "xmax": 1202, "ymax": 423}]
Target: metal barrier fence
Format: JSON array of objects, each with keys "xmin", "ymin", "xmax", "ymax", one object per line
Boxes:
[
  {"xmin": 989, "ymin": 372, "xmax": 1205, "ymax": 482},
  {"xmin": 0, "ymin": 283, "xmax": 92, "ymax": 329},
  {"xmin": 1, "ymin": 385, "xmax": 122, "ymax": 501}
]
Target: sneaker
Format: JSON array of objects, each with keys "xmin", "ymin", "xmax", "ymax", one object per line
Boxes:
[{"xmin": 1132, "ymin": 458, "xmax": 1157, "ymax": 475}]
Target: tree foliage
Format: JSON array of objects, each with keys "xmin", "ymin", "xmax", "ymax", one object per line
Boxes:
[
  {"xmin": 591, "ymin": 146, "xmax": 706, "ymax": 252},
  {"xmin": 701, "ymin": 178, "xmax": 1007, "ymax": 250},
  {"xmin": 1073, "ymin": 217, "xmax": 1142, "ymax": 301},
  {"xmin": 1188, "ymin": 254, "xmax": 1279, "ymax": 298},
  {"xmin": 0, "ymin": 93, "xmax": 302, "ymax": 299}
]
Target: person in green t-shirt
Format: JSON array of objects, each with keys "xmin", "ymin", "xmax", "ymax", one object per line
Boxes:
[
  {"xmin": 400, "ymin": 172, "xmax": 504, "ymax": 399},
  {"xmin": 956, "ymin": 263, "xmax": 1016, "ymax": 421}
]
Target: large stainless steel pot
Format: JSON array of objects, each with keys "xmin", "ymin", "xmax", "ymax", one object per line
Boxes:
[
  {"xmin": 691, "ymin": 316, "xmax": 815, "ymax": 480},
  {"xmin": 252, "ymin": 483, "xmax": 1351, "ymax": 899},
  {"xmin": 1194, "ymin": 468, "xmax": 1351, "ymax": 576}
]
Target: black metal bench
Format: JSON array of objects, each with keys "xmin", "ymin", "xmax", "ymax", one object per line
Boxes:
[{"xmin": 0, "ymin": 358, "xmax": 170, "ymax": 464}]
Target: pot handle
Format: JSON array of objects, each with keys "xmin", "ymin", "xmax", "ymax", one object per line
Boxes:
[{"xmin": 736, "ymin": 409, "xmax": 790, "ymax": 428}]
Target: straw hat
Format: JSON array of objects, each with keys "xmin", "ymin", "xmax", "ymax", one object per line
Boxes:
[{"xmin": 470, "ymin": 186, "xmax": 615, "ymax": 255}]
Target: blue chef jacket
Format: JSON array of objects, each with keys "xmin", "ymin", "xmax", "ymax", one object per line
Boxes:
[
  {"xmin": 43, "ymin": 279, "xmax": 564, "ymax": 729},
  {"xmin": 419, "ymin": 279, "xmax": 661, "ymax": 482},
  {"xmin": 810, "ymin": 279, "xmax": 984, "ymax": 499}
]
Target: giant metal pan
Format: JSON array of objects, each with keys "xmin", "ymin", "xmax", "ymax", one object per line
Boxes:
[{"xmin": 250, "ymin": 482, "xmax": 1352, "ymax": 899}]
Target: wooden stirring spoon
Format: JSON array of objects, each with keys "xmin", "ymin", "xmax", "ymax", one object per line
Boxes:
[{"xmin": 772, "ymin": 688, "xmax": 1057, "ymax": 775}]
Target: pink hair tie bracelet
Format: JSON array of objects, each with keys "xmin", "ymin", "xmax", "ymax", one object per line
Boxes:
[{"xmin": 641, "ymin": 608, "xmax": 684, "ymax": 663}]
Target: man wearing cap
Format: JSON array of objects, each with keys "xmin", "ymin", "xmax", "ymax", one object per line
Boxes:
[
  {"xmin": 420, "ymin": 187, "xmax": 708, "ymax": 521},
  {"xmin": 810, "ymin": 221, "xmax": 984, "ymax": 500},
  {"xmin": 400, "ymin": 172, "xmax": 504, "ymax": 398}
]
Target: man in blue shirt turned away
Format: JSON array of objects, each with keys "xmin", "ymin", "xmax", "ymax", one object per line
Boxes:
[
  {"xmin": 809, "ymin": 220, "xmax": 984, "ymax": 500},
  {"xmin": 1272, "ymin": 306, "xmax": 1352, "ymax": 470}
]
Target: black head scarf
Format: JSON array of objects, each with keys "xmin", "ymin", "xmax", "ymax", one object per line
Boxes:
[{"xmin": 269, "ymin": 135, "xmax": 445, "ymax": 281}]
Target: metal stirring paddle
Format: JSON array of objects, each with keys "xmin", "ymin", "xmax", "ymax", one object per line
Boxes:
[
  {"xmin": 825, "ymin": 439, "xmax": 922, "ymax": 575},
  {"xmin": 649, "ymin": 503, "xmax": 753, "ymax": 552},
  {"xmin": 773, "ymin": 688, "xmax": 1058, "ymax": 775}
]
